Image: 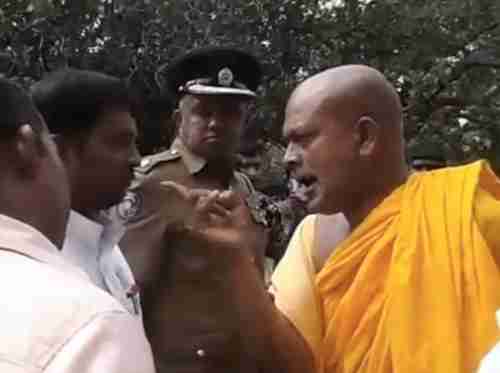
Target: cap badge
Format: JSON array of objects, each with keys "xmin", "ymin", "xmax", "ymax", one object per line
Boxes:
[{"xmin": 218, "ymin": 67, "xmax": 234, "ymax": 87}]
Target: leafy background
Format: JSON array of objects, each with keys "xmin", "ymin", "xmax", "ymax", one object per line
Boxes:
[{"xmin": 1, "ymin": 0, "xmax": 499, "ymax": 169}]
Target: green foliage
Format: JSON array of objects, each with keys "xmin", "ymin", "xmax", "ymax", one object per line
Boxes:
[{"xmin": 1, "ymin": 0, "xmax": 499, "ymax": 165}]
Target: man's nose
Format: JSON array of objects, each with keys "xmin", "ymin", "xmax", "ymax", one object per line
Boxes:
[
  {"xmin": 207, "ymin": 115, "xmax": 219, "ymax": 130},
  {"xmin": 284, "ymin": 142, "xmax": 301, "ymax": 171}
]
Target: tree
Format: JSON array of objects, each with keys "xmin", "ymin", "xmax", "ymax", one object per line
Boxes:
[{"xmin": 1, "ymin": 0, "xmax": 499, "ymax": 167}]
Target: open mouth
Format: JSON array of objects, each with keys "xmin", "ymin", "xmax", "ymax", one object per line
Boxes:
[
  {"xmin": 204, "ymin": 133, "xmax": 222, "ymax": 142},
  {"xmin": 289, "ymin": 175, "xmax": 318, "ymax": 203}
]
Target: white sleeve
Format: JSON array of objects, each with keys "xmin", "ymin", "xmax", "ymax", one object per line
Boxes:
[
  {"xmin": 45, "ymin": 311, "xmax": 155, "ymax": 373},
  {"xmin": 478, "ymin": 342, "xmax": 500, "ymax": 373}
]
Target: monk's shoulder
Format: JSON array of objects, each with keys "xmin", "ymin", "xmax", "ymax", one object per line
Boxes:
[{"xmin": 313, "ymin": 214, "xmax": 350, "ymax": 271}]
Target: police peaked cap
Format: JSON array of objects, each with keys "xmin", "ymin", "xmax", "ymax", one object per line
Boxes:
[{"xmin": 165, "ymin": 47, "xmax": 262, "ymax": 100}]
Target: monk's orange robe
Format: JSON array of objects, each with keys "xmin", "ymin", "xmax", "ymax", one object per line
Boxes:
[
  {"xmin": 315, "ymin": 161, "xmax": 500, "ymax": 373},
  {"xmin": 272, "ymin": 161, "xmax": 500, "ymax": 372}
]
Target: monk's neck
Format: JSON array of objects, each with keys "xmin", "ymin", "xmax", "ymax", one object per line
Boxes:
[{"xmin": 345, "ymin": 168, "xmax": 409, "ymax": 229}]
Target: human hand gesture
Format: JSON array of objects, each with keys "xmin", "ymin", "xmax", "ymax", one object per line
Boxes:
[{"xmin": 160, "ymin": 181, "xmax": 268, "ymax": 264}]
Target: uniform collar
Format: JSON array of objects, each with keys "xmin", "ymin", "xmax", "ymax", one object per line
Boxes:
[
  {"xmin": 0, "ymin": 214, "xmax": 88, "ymax": 280},
  {"xmin": 171, "ymin": 138, "xmax": 207, "ymax": 175}
]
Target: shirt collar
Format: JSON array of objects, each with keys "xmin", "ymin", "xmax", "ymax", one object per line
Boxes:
[
  {"xmin": 0, "ymin": 214, "xmax": 87, "ymax": 280},
  {"xmin": 65, "ymin": 210, "xmax": 104, "ymax": 261},
  {"xmin": 65, "ymin": 210, "xmax": 125, "ymax": 261},
  {"xmin": 171, "ymin": 137, "xmax": 207, "ymax": 175}
]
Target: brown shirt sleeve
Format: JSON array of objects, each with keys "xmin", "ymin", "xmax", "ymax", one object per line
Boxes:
[{"xmin": 120, "ymin": 162, "xmax": 191, "ymax": 287}]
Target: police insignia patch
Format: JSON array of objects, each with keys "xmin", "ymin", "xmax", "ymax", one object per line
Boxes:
[{"xmin": 117, "ymin": 190, "xmax": 143, "ymax": 222}]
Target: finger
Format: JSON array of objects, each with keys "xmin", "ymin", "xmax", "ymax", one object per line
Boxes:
[
  {"xmin": 160, "ymin": 182, "xmax": 214, "ymax": 203},
  {"xmin": 206, "ymin": 202, "xmax": 231, "ymax": 218},
  {"xmin": 216, "ymin": 190, "xmax": 243, "ymax": 210},
  {"xmin": 195, "ymin": 190, "xmax": 221, "ymax": 215},
  {"xmin": 160, "ymin": 181, "xmax": 193, "ymax": 201},
  {"xmin": 207, "ymin": 212, "xmax": 227, "ymax": 226},
  {"xmin": 197, "ymin": 192, "xmax": 231, "ymax": 219}
]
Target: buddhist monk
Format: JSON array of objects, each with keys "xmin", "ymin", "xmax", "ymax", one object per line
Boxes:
[{"xmin": 271, "ymin": 65, "xmax": 500, "ymax": 373}]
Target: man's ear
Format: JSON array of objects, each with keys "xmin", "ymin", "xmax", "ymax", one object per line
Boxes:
[
  {"xmin": 14, "ymin": 124, "xmax": 43, "ymax": 177},
  {"xmin": 355, "ymin": 116, "xmax": 379, "ymax": 157}
]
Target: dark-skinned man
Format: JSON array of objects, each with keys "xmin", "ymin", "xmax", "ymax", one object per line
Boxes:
[
  {"xmin": 116, "ymin": 47, "xmax": 314, "ymax": 373},
  {"xmin": 0, "ymin": 78, "xmax": 154, "ymax": 373},
  {"xmin": 31, "ymin": 68, "xmax": 142, "ymax": 316}
]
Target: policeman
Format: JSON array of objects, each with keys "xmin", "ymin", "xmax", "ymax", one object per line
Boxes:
[
  {"xmin": 407, "ymin": 140, "xmax": 447, "ymax": 171},
  {"xmin": 118, "ymin": 47, "xmax": 270, "ymax": 373}
]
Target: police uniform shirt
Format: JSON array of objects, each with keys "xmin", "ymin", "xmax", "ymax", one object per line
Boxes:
[
  {"xmin": 117, "ymin": 137, "xmax": 257, "ymax": 281},
  {"xmin": 116, "ymin": 137, "xmax": 268, "ymax": 372},
  {"xmin": 62, "ymin": 210, "xmax": 141, "ymax": 316}
]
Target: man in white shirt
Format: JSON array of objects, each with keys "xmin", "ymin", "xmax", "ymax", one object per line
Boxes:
[
  {"xmin": 31, "ymin": 69, "xmax": 141, "ymax": 315},
  {"xmin": 0, "ymin": 78, "xmax": 154, "ymax": 372}
]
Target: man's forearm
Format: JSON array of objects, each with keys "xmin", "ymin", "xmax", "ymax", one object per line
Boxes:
[{"xmin": 225, "ymin": 252, "xmax": 316, "ymax": 373}]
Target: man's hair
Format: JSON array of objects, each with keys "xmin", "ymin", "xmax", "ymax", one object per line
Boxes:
[
  {"xmin": 0, "ymin": 78, "xmax": 42, "ymax": 139},
  {"xmin": 31, "ymin": 68, "xmax": 132, "ymax": 137}
]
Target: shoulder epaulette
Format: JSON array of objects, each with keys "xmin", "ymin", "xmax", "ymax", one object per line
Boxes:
[
  {"xmin": 135, "ymin": 148, "xmax": 181, "ymax": 174},
  {"xmin": 235, "ymin": 171, "xmax": 256, "ymax": 195}
]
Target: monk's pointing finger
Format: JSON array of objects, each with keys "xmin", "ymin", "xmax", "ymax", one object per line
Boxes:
[
  {"xmin": 216, "ymin": 190, "xmax": 242, "ymax": 209},
  {"xmin": 197, "ymin": 191, "xmax": 230, "ymax": 218}
]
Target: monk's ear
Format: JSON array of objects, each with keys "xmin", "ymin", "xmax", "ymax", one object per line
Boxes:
[{"xmin": 355, "ymin": 116, "xmax": 379, "ymax": 157}]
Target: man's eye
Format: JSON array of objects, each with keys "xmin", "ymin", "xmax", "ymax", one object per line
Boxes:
[{"xmin": 296, "ymin": 133, "xmax": 311, "ymax": 144}]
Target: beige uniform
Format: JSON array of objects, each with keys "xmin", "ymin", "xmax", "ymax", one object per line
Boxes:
[{"xmin": 117, "ymin": 138, "xmax": 268, "ymax": 373}]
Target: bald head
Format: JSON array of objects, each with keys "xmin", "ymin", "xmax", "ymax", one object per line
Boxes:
[
  {"xmin": 283, "ymin": 65, "xmax": 408, "ymax": 225},
  {"xmin": 289, "ymin": 65, "xmax": 402, "ymax": 135}
]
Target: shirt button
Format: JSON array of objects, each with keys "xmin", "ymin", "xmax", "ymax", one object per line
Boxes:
[{"xmin": 196, "ymin": 349, "xmax": 206, "ymax": 358}]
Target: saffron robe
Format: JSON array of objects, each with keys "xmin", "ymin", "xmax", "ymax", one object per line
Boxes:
[{"xmin": 273, "ymin": 161, "xmax": 500, "ymax": 373}]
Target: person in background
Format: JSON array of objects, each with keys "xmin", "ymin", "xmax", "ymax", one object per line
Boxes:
[
  {"xmin": 237, "ymin": 126, "xmax": 307, "ymax": 262},
  {"xmin": 407, "ymin": 140, "xmax": 447, "ymax": 171},
  {"xmin": 31, "ymin": 68, "xmax": 142, "ymax": 315},
  {"xmin": 0, "ymin": 78, "xmax": 154, "ymax": 373},
  {"xmin": 117, "ymin": 47, "xmax": 286, "ymax": 373}
]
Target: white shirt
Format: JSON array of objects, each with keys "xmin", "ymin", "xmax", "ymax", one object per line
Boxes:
[
  {"xmin": 63, "ymin": 210, "xmax": 141, "ymax": 315},
  {"xmin": 478, "ymin": 311, "xmax": 500, "ymax": 372},
  {"xmin": 0, "ymin": 214, "xmax": 155, "ymax": 373}
]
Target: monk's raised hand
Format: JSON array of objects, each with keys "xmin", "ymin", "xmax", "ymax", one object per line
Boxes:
[
  {"xmin": 160, "ymin": 181, "xmax": 229, "ymax": 229},
  {"xmin": 160, "ymin": 181, "xmax": 266, "ymax": 264}
]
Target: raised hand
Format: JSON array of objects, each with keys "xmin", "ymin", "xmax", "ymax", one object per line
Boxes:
[{"xmin": 160, "ymin": 181, "xmax": 268, "ymax": 263}]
